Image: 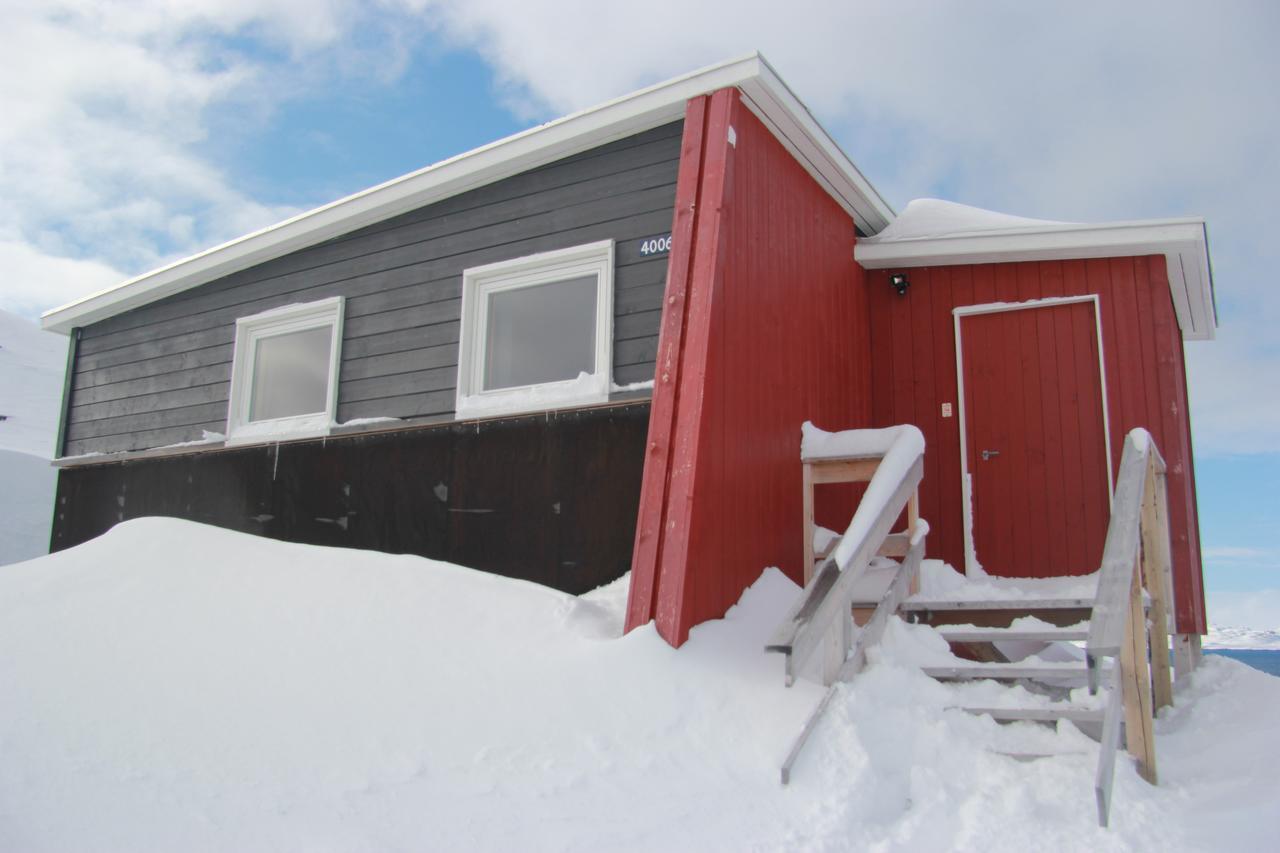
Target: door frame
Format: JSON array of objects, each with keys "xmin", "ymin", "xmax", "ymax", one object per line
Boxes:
[{"xmin": 952, "ymin": 294, "xmax": 1114, "ymax": 576}]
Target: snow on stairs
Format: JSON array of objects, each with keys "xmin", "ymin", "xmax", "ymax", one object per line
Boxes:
[{"xmin": 903, "ymin": 598, "xmax": 1107, "ymax": 735}]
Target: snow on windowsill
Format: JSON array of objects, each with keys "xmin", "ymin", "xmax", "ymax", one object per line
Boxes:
[{"xmin": 455, "ymin": 372, "xmax": 609, "ymax": 420}]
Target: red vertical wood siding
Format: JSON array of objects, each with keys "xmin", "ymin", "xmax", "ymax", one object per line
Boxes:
[
  {"xmin": 867, "ymin": 258, "xmax": 1206, "ymax": 634},
  {"xmin": 625, "ymin": 89, "xmax": 869, "ymax": 646}
]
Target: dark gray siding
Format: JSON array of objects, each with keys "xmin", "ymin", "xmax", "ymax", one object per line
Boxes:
[{"xmin": 66, "ymin": 122, "xmax": 681, "ymax": 455}]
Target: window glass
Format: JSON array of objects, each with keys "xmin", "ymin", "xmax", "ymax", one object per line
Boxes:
[
  {"xmin": 248, "ymin": 325, "xmax": 334, "ymax": 421},
  {"xmin": 483, "ymin": 275, "xmax": 598, "ymax": 391}
]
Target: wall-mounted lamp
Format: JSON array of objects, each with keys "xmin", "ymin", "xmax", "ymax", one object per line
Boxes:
[{"xmin": 890, "ymin": 273, "xmax": 910, "ymax": 296}]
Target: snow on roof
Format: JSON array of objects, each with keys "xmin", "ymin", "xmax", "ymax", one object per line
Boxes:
[
  {"xmin": 857, "ymin": 198, "xmax": 1217, "ymax": 341},
  {"xmin": 41, "ymin": 53, "xmax": 893, "ymax": 335},
  {"xmin": 872, "ymin": 198, "xmax": 1072, "ymax": 241}
]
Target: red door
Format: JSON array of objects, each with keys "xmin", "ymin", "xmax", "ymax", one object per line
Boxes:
[{"xmin": 959, "ymin": 300, "xmax": 1111, "ymax": 577}]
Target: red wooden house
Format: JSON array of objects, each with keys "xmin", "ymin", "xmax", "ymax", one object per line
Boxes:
[
  {"xmin": 42, "ymin": 54, "xmax": 1213, "ymax": 653},
  {"xmin": 618, "ymin": 63, "xmax": 1213, "ymax": 650}
]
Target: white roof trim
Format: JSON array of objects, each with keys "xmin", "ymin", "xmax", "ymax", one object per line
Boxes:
[
  {"xmin": 856, "ymin": 217, "xmax": 1217, "ymax": 341},
  {"xmin": 41, "ymin": 53, "xmax": 894, "ymax": 335}
]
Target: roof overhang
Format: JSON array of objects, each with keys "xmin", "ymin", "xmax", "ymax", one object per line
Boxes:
[
  {"xmin": 856, "ymin": 218, "xmax": 1217, "ymax": 341},
  {"xmin": 41, "ymin": 53, "xmax": 893, "ymax": 335}
]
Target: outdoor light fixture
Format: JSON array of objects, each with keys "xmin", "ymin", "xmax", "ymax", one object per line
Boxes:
[{"xmin": 890, "ymin": 273, "xmax": 910, "ymax": 296}]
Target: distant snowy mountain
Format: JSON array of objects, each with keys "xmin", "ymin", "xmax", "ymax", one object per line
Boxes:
[
  {"xmin": 1206, "ymin": 626, "xmax": 1280, "ymax": 650},
  {"xmin": 0, "ymin": 309, "xmax": 65, "ymax": 565}
]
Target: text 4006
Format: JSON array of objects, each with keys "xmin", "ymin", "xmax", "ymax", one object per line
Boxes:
[{"xmin": 639, "ymin": 235, "xmax": 672, "ymax": 256}]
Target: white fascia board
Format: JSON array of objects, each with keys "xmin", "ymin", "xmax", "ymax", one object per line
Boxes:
[
  {"xmin": 738, "ymin": 58, "xmax": 894, "ymax": 235},
  {"xmin": 856, "ymin": 218, "xmax": 1216, "ymax": 340},
  {"xmin": 42, "ymin": 52, "xmax": 893, "ymax": 335}
]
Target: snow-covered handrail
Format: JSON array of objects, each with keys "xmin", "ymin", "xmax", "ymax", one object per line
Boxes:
[
  {"xmin": 1088, "ymin": 428, "xmax": 1177, "ymax": 827},
  {"xmin": 767, "ymin": 425, "xmax": 926, "ymax": 687}
]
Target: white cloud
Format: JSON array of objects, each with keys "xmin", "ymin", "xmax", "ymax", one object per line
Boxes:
[
  {"xmin": 1210, "ymin": 589, "xmax": 1280, "ymax": 632},
  {"xmin": 0, "ymin": 0, "xmax": 431, "ymax": 322},
  {"xmin": 0, "ymin": 241, "xmax": 124, "ymax": 319},
  {"xmin": 4, "ymin": 1, "xmax": 1276, "ymax": 454}
]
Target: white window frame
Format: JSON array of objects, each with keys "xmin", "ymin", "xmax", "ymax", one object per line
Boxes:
[
  {"xmin": 225, "ymin": 296, "xmax": 344, "ymax": 444},
  {"xmin": 456, "ymin": 240, "xmax": 614, "ymax": 419}
]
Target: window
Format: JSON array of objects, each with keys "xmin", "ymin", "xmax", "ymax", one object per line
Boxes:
[
  {"xmin": 456, "ymin": 240, "xmax": 614, "ymax": 418},
  {"xmin": 226, "ymin": 296, "xmax": 344, "ymax": 443}
]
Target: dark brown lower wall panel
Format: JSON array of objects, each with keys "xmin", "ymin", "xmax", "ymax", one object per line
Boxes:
[{"xmin": 51, "ymin": 403, "xmax": 650, "ymax": 595}]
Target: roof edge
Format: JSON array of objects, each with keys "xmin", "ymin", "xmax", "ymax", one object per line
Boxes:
[
  {"xmin": 42, "ymin": 52, "xmax": 893, "ymax": 334},
  {"xmin": 855, "ymin": 217, "xmax": 1216, "ymax": 341}
]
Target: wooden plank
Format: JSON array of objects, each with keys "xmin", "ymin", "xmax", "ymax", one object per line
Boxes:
[
  {"xmin": 341, "ymin": 343, "xmax": 457, "ymax": 383},
  {"xmin": 876, "ymin": 532, "xmax": 911, "ymax": 558},
  {"xmin": 72, "ymin": 342, "xmax": 233, "ymax": 391},
  {"xmin": 783, "ymin": 456, "xmax": 923, "ymax": 682},
  {"xmin": 1087, "ymin": 431, "xmax": 1149, "ymax": 657},
  {"xmin": 624, "ymin": 96, "xmax": 710, "ymax": 634},
  {"xmin": 807, "ymin": 458, "xmax": 880, "ymax": 483},
  {"xmin": 1094, "ymin": 664, "xmax": 1124, "ymax": 827},
  {"xmin": 779, "ymin": 536, "xmax": 926, "ymax": 784},
  {"xmin": 68, "ymin": 390, "xmax": 229, "ymax": 434},
  {"xmin": 69, "ymin": 362, "xmax": 231, "ymax": 408},
  {"xmin": 345, "ymin": 320, "xmax": 460, "ymax": 361},
  {"xmin": 921, "ymin": 662, "xmax": 1090, "ymax": 681},
  {"xmin": 1143, "ymin": 458, "xmax": 1175, "ymax": 710},
  {"xmin": 955, "ymin": 706, "xmax": 1104, "ymax": 724},
  {"xmin": 338, "ymin": 389, "xmax": 455, "ymax": 422},
  {"xmin": 612, "ymin": 363, "xmax": 656, "ymax": 386},
  {"xmin": 339, "ymin": 366, "xmax": 456, "ymax": 404},
  {"xmin": 615, "ymin": 336, "xmax": 658, "ymax": 367},
  {"xmin": 936, "ymin": 625, "xmax": 1089, "ymax": 642},
  {"xmin": 614, "ymin": 309, "xmax": 663, "ymax": 342},
  {"xmin": 802, "ymin": 462, "xmax": 816, "ymax": 584},
  {"xmin": 66, "ymin": 419, "xmax": 226, "ymax": 456},
  {"xmin": 903, "ymin": 597, "xmax": 1096, "ymax": 612},
  {"xmin": 838, "ymin": 535, "xmax": 925, "ymax": 680},
  {"xmin": 779, "ymin": 683, "xmax": 839, "ymax": 784},
  {"xmin": 1052, "ymin": 273, "xmax": 1089, "ymax": 575},
  {"xmin": 1120, "ymin": 549, "xmax": 1158, "ymax": 784}
]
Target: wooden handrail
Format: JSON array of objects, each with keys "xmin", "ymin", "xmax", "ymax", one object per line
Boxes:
[
  {"xmin": 1089, "ymin": 428, "xmax": 1177, "ymax": 827},
  {"xmin": 767, "ymin": 426, "xmax": 927, "ymax": 783},
  {"xmin": 768, "ymin": 449, "xmax": 924, "ymax": 686}
]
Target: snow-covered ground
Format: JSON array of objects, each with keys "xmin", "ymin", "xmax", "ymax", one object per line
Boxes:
[
  {"xmin": 0, "ymin": 309, "xmax": 64, "ymax": 565},
  {"xmin": 1, "ymin": 518, "xmax": 1275, "ymax": 852}
]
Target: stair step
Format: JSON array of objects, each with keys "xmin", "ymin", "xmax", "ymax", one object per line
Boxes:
[
  {"xmin": 900, "ymin": 598, "xmax": 1097, "ymax": 629},
  {"xmin": 903, "ymin": 597, "xmax": 1096, "ymax": 611},
  {"xmin": 954, "ymin": 705, "xmax": 1105, "ymax": 724},
  {"xmin": 990, "ymin": 749, "xmax": 1093, "ymax": 762},
  {"xmin": 936, "ymin": 624, "xmax": 1089, "ymax": 643},
  {"xmin": 922, "ymin": 662, "xmax": 1090, "ymax": 681}
]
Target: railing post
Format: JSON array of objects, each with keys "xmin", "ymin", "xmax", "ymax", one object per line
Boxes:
[
  {"xmin": 802, "ymin": 461, "xmax": 816, "ymax": 585},
  {"xmin": 1142, "ymin": 456, "xmax": 1175, "ymax": 710},
  {"xmin": 1121, "ymin": 551, "xmax": 1158, "ymax": 784}
]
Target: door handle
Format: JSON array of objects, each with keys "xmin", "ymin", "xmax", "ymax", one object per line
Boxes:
[{"xmin": 981, "ymin": 449, "xmax": 1000, "ymax": 461}]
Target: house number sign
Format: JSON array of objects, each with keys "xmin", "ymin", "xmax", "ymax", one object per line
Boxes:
[{"xmin": 638, "ymin": 233, "xmax": 673, "ymax": 256}]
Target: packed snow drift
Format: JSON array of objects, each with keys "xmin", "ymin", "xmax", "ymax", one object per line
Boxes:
[{"xmin": 0, "ymin": 519, "xmax": 1276, "ymax": 851}]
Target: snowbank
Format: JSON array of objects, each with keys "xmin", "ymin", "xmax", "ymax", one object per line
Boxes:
[{"xmin": 0, "ymin": 519, "xmax": 1275, "ymax": 851}]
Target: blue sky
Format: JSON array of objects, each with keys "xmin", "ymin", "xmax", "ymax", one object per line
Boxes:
[{"xmin": 2, "ymin": 1, "xmax": 1276, "ymax": 627}]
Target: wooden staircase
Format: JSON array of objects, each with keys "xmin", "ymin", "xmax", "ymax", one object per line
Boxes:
[{"xmin": 768, "ymin": 427, "xmax": 1197, "ymax": 827}]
